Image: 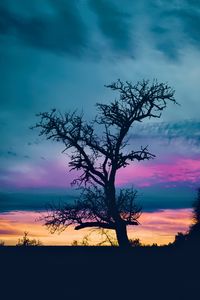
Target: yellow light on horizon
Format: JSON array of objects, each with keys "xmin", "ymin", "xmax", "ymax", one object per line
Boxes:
[{"xmin": 0, "ymin": 209, "xmax": 192, "ymax": 246}]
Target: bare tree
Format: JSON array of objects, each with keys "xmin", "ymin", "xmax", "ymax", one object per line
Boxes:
[{"xmin": 34, "ymin": 79, "xmax": 176, "ymax": 247}]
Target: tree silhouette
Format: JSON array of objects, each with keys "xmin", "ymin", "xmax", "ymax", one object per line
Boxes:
[
  {"xmin": 173, "ymin": 232, "xmax": 187, "ymax": 246},
  {"xmin": 188, "ymin": 188, "xmax": 200, "ymax": 244},
  {"xmin": 129, "ymin": 238, "xmax": 142, "ymax": 247},
  {"xmin": 16, "ymin": 231, "xmax": 42, "ymax": 246},
  {"xmin": 0, "ymin": 240, "xmax": 5, "ymax": 246},
  {"xmin": 34, "ymin": 79, "xmax": 176, "ymax": 247},
  {"xmin": 173, "ymin": 188, "xmax": 200, "ymax": 247}
]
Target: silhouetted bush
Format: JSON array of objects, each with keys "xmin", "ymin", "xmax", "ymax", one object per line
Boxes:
[
  {"xmin": 0, "ymin": 240, "xmax": 5, "ymax": 246},
  {"xmin": 71, "ymin": 240, "xmax": 79, "ymax": 246},
  {"xmin": 130, "ymin": 238, "xmax": 142, "ymax": 247},
  {"xmin": 173, "ymin": 232, "xmax": 187, "ymax": 246},
  {"xmin": 16, "ymin": 231, "xmax": 42, "ymax": 246}
]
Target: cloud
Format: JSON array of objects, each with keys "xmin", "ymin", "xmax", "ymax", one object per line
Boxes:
[
  {"xmin": 0, "ymin": 189, "xmax": 77, "ymax": 213},
  {"xmin": 130, "ymin": 120, "xmax": 200, "ymax": 154},
  {"xmin": 88, "ymin": 0, "xmax": 133, "ymax": 54},
  {"xmin": 88, "ymin": 0, "xmax": 200, "ymax": 59},
  {"xmin": 167, "ymin": 0, "xmax": 200, "ymax": 47},
  {"xmin": 0, "ymin": 228, "xmax": 20, "ymax": 235},
  {"xmin": 116, "ymin": 155, "xmax": 200, "ymax": 189},
  {"xmin": 1, "ymin": 0, "xmax": 200, "ymax": 64},
  {"xmin": 0, "ymin": 0, "xmax": 88, "ymax": 56},
  {"xmin": 7, "ymin": 150, "xmax": 17, "ymax": 157},
  {"xmin": 1, "ymin": 0, "xmax": 200, "ymax": 60},
  {"xmin": 0, "ymin": 150, "xmax": 17, "ymax": 158},
  {"xmin": 0, "ymin": 158, "xmax": 74, "ymax": 190},
  {"xmin": 0, "ymin": 149, "xmax": 31, "ymax": 159},
  {"xmin": 148, "ymin": 0, "xmax": 200, "ymax": 59}
]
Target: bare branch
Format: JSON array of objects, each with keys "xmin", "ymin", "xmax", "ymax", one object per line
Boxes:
[{"xmin": 75, "ymin": 222, "xmax": 115, "ymax": 230}]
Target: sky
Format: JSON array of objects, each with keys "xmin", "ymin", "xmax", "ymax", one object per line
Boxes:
[
  {"xmin": 0, "ymin": 0, "xmax": 200, "ymax": 244},
  {"xmin": 0, "ymin": 209, "xmax": 192, "ymax": 246}
]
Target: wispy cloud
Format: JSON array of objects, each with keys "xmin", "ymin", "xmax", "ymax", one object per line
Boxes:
[
  {"xmin": 117, "ymin": 156, "xmax": 200, "ymax": 188},
  {"xmin": 130, "ymin": 120, "xmax": 200, "ymax": 153},
  {"xmin": 7, "ymin": 150, "xmax": 17, "ymax": 156},
  {"xmin": 0, "ymin": 160, "xmax": 72, "ymax": 190},
  {"xmin": 132, "ymin": 119, "xmax": 200, "ymax": 138}
]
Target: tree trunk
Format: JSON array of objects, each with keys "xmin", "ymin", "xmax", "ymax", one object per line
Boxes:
[
  {"xmin": 115, "ymin": 222, "xmax": 130, "ymax": 248},
  {"xmin": 105, "ymin": 182, "xmax": 130, "ymax": 248}
]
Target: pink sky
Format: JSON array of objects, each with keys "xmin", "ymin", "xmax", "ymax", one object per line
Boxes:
[
  {"xmin": 1, "ymin": 155, "xmax": 200, "ymax": 189},
  {"xmin": 116, "ymin": 156, "xmax": 200, "ymax": 187}
]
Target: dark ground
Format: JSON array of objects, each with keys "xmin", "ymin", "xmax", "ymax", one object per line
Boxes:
[{"xmin": 0, "ymin": 245, "xmax": 199, "ymax": 300}]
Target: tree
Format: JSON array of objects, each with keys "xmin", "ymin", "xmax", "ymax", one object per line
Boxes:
[
  {"xmin": 16, "ymin": 231, "xmax": 42, "ymax": 246},
  {"xmin": 96, "ymin": 229, "xmax": 118, "ymax": 246},
  {"xmin": 188, "ymin": 188, "xmax": 200, "ymax": 244},
  {"xmin": 71, "ymin": 229, "xmax": 118, "ymax": 246},
  {"xmin": 173, "ymin": 188, "xmax": 200, "ymax": 247},
  {"xmin": 34, "ymin": 79, "xmax": 176, "ymax": 247},
  {"xmin": 173, "ymin": 232, "xmax": 187, "ymax": 246}
]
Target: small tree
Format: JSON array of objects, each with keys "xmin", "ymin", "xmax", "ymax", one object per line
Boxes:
[
  {"xmin": 16, "ymin": 232, "xmax": 42, "ymax": 246},
  {"xmin": 35, "ymin": 79, "xmax": 176, "ymax": 247}
]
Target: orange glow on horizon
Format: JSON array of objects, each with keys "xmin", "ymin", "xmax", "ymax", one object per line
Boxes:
[{"xmin": 0, "ymin": 209, "xmax": 192, "ymax": 246}]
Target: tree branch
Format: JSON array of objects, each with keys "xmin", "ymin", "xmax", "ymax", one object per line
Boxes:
[{"xmin": 75, "ymin": 222, "xmax": 115, "ymax": 230}]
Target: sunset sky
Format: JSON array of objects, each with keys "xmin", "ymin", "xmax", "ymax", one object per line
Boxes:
[{"xmin": 0, "ymin": 0, "xmax": 200, "ymax": 245}]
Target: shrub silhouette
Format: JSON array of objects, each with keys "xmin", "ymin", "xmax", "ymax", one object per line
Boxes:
[
  {"xmin": 16, "ymin": 231, "xmax": 42, "ymax": 246},
  {"xmin": 0, "ymin": 240, "xmax": 5, "ymax": 246},
  {"xmin": 129, "ymin": 238, "xmax": 142, "ymax": 247},
  {"xmin": 173, "ymin": 232, "xmax": 187, "ymax": 246}
]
